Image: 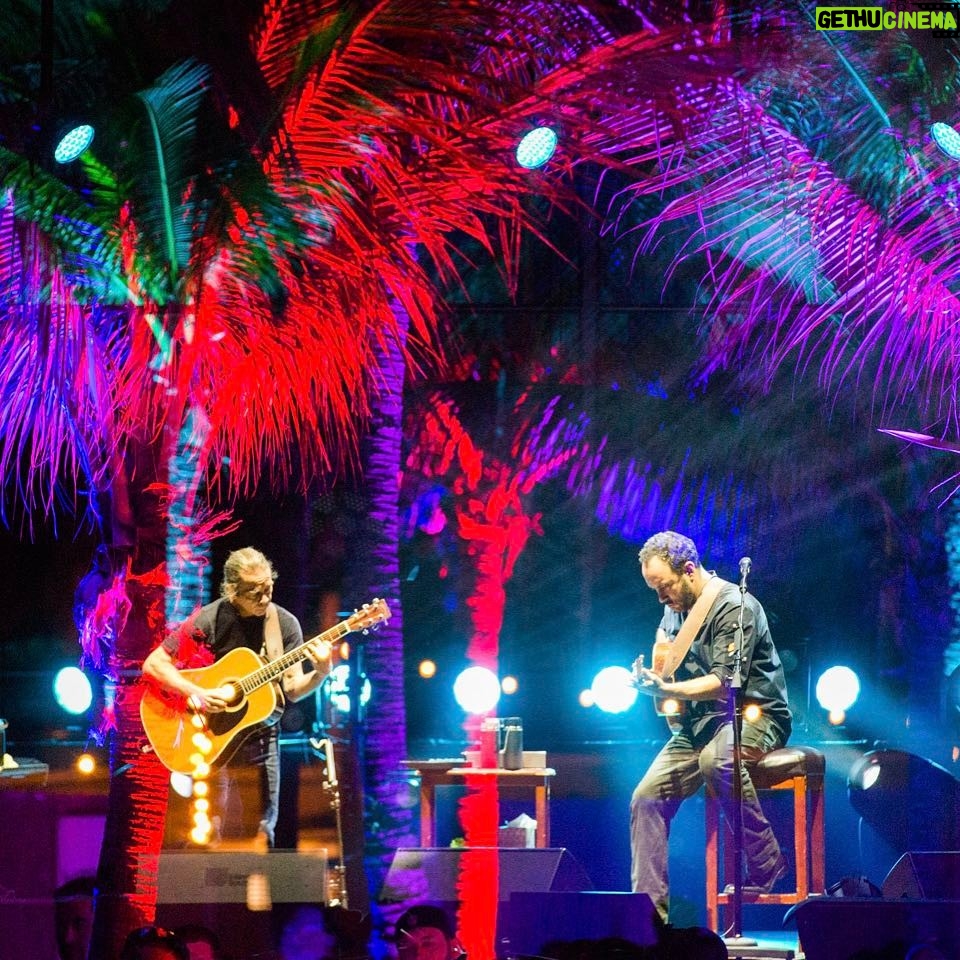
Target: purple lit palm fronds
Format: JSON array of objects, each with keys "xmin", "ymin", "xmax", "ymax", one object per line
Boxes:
[
  {"xmin": 0, "ymin": 198, "xmax": 122, "ymax": 526},
  {"xmin": 606, "ymin": 85, "xmax": 960, "ymax": 427}
]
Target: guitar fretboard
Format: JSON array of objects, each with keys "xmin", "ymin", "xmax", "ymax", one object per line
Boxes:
[{"xmin": 238, "ymin": 620, "xmax": 354, "ymax": 695}]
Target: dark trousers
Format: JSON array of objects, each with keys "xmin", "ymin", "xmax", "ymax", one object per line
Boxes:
[{"xmin": 630, "ymin": 716, "xmax": 786, "ymax": 921}]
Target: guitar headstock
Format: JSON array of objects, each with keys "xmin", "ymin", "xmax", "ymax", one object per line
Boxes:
[{"xmin": 347, "ymin": 598, "xmax": 391, "ymax": 633}]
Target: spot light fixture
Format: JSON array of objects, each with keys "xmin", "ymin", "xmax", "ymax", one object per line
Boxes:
[
  {"xmin": 53, "ymin": 122, "xmax": 95, "ymax": 164},
  {"xmin": 515, "ymin": 125, "xmax": 559, "ymax": 169},
  {"xmin": 931, "ymin": 121, "xmax": 960, "ymax": 160}
]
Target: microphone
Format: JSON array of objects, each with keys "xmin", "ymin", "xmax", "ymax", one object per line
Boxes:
[{"xmin": 739, "ymin": 556, "xmax": 751, "ymax": 590}]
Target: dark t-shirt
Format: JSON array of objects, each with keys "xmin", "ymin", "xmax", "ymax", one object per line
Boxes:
[
  {"xmin": 163, "ymin": 597, "xmax": 304, "ymax": 685},
  {"xmin": 659, "ymin": 581, "xmax": 792, "ymax": 742}
]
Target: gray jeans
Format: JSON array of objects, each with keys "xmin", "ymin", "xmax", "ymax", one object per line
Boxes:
[
  {"xmin": 629, "ymin": 716, "xmax": 786, "ymax": 921},
  {"xmin": 217, "ymin": 724, "xmax": 281, "ymax": 847}
]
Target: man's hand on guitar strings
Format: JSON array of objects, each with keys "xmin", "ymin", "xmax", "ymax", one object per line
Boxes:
[
  {"xmin": 187, "ymin": 685, "xmax": 233, "ymax": 713},
  {"xmin": 303, "ymin": 638, "xmax": 333, "ymax": 670},
  {"xmin": 631, "ymin": 661, "xmax": 667, "ymax": 696}
]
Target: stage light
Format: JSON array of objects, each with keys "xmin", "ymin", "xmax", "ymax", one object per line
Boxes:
[
  {"xmin": 590, "ymin": 666, "xmax": 638, "ymax": 714},
  {"xmin": 53, "ymin": 123, "xmax": 95, "ymax": 164},
  {"xmin": 848, "ymin": 749, "xmax": 960, "ymax": 851},
  {"xmin": 931, "ymin": 121, "xmax": 960, "ymax": 160},
  {"xmin": 743, "ymin": 702, "xmax": 762, "ymax": 723},
  {"xmin": 515, "ymin": 125, "xmax": 558, "ymax": 169},
  {"xmin": 418, "ymin": 659, "xmax": 436, "ymax": 679},
  {"xmin": 501, "ymin": 675, "xmax": 518, "ymax": 695},
  {"xmin": 453, "ymin": 665, "xmax": 501, "ymax": 714},
  {"xmin": 53, "ymin": 666, "xmax": 93, "ymax": 715},
  {"xmin": 327, "ymin": 663, "xmax": 371, "ymax": 714},
  {"xmin": 815, "ymin": 665, "xmax": 860, "ymax": 713},
  {"xmin": 75, "ymin": 752, "xmax": 96, "ymax": 775}
]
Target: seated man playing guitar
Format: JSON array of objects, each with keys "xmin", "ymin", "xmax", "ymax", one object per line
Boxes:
[
  {"xmin": 631, "ymin": 531, "xmax": 791, "ymax": 924},
  {"xmin": 142, "ymin": 546, "xmax": 331, "ymax": 847}
]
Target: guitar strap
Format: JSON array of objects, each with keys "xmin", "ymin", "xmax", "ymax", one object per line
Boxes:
[
  {"xmin": 659, "ymin": 575, "xmax": 728, "ymax": 678},
  {"xmin": 262, "ymin": 603, "xmax": 286, "ymax": 716}
]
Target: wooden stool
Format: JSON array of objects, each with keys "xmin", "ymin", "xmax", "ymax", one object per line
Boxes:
[{"xmin": 705, "ymin": 745, "xmax": 826, "ymax": 933}]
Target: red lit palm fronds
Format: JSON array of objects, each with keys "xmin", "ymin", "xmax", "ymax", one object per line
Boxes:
[{"xmin": 253, "ymin": 0, "xmax": 743, "ymax": 316}]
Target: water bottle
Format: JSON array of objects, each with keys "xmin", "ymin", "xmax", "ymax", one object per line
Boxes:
[
  {"xmin": 479, "ymin": 717, "xmax": 500, "ymax": 768},
  {"xmin": 499, "ymin": 717, "xmax": 523, "ymax": 770}
]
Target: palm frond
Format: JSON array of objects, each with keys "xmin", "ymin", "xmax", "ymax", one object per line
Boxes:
[{"xmin": 133, "ymin": 58, "xmax": 210, "ymax": 287}]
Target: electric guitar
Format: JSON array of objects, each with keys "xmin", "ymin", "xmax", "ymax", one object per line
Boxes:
[{"xmin": 140, "ymin": 599, "xmax": 391, "ymax": 774}]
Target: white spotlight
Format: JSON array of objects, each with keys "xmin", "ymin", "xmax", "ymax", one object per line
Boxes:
[
  {"xmin": 590, "ymin": 666, "xmax": 638, "ymax": 714},
  {"xmin": 453, "ymin": 666, "xmax": 501, "ymax": 715}
]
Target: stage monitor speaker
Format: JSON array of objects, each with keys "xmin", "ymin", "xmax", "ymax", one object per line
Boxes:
[
  {"xmin": 882, "ymin": 851, "xmax": 960, "ymax": 900},
  {"xmin": 155, "ymin": 850, "xmax": 327, "ymax": 960},
  {"xmin": 379, "ymin": 847, "xmax": 593, "ymax": 904},
  {"xmin": 787, "ymin": 897, "xmax": 960, "ymax": 960},
  {"xmin": 498, "ymin": 891, "xmax": 658, "ymax": 957},
  {"xmin": 157, "ymin": 850, "xmax": 327, "ymax": 904}
]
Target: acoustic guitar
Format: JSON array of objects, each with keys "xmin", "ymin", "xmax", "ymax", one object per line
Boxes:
[
  {"xmin": 140, "ymin": 599, "xmax": 390, "ymax": 774},
  {"xmin": 633, "ymin": 629, "xmax": 684, "ymax": 723}
]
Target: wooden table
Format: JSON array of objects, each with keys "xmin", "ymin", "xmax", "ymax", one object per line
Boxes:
[{"xmin": 401, "ymin": 760, "xmax": 555, "ymax": 848}]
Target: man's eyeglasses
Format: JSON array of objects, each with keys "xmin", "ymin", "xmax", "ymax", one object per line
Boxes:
[{"xmin": 236, "ymin": 579, "xmax": 274, "ymax": 599}]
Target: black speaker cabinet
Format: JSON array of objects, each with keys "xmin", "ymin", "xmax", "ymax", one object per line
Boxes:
[
  {"xmin": 788, "ymin": 897, "xmax": 960, "ymax": 960},
  {"xmin": 882, "ymin": 851, "xmax": 960, "ymax": 900},
  {"xmin": 379, "ymin": 847, "xmax": 593, "ymax": 903}
]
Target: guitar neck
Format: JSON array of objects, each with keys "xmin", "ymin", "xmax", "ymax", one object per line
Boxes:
[{"xmin": 238, "ymin": 621, "xmax": 351, "ymax": 695}]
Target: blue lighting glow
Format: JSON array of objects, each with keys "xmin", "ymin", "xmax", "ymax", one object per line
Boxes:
[
  {"xmin": 515, "ymin": 126, "xmax": 558, "ymax": 169},
  {"xmin": 815, "ymin": 665, "xmax": 860, "ymax": 713},
  {"xmin": 327, "ymin": 663, "xmax": 372, "ymax": 714},
  {"xmin": 590, "ymin": 665, "xmax": 638, "ymax": 714},
  {"xmin": 53, "ymin": 666, "xmax": 93, "ymax": 714}
]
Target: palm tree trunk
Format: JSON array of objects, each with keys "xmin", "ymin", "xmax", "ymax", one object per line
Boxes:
[
  {"xmin": 89, "ymin": 431, "xmax": 173, "ymax": 958},
  {"xmin": 341, "ymin": 311, "xmax": 415, "ymax": 927}
]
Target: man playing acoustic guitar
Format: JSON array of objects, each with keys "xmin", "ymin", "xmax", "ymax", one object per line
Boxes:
[
  {"xmin": 143, "ymin": 547, "xmax": 331, "ymax": 847},
  {"xmin": 630, "ymin": 531, "xmax": 791, "ymax": 924}
]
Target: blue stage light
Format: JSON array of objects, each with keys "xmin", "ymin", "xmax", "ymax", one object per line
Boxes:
[
  {"xmin": 815, "ymin": 665, "xmax": 860, "ymax": 713},
  {"xmin": 53, "ymin": 124, "xmax": 95, "ymax": 164},
  {"xmin": 590, "ymin": 665, "xmax": 638, "ymax": 714},
  {"xmin": 515, "ymin": 126, "xmax": 558, "ymax": 169},
  {"xmin": 53, "ymin": 666, "xmax": 93, "ymax": 714}
]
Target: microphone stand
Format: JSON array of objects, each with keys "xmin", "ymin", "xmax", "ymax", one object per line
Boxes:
[{"xmin": 723, "ymin": 559, "xmax": 757, "ymax": 949}]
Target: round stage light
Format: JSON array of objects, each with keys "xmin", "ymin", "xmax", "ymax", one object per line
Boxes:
[
  {"xmin": 453, "ymin": 665, "xmax": 501, "ymax": 714},
  {"xmin": 931, "ymin": 121, "xmax": 960, "ymax": 160},
  {"xmin": 54, "ymin": 124, "xmax": 95, "ymax": 164},
  {"xmin": 327, "ymin": 663, "xmax": 372, "ymax": 714},
  {"xmin": 76, "ymin": 752, "xmax": 96, "ymax": 775},
  {"xmin": 815, "ymin": 665, "xmax": 860, "ymax": 713},
  {"xmin": 515, "ymin": 126, "xmax": 558, "ymax": 169},
  {"xmin": 53, "ymin": 666, "xmax": 93, "ymax": 714},
  {"xmin": 418, "ymin": 659, "xmax": 437, "ymax": 679},
  {"xmin": 501, "ymin": 675, "xmax": 518, "ymax": 695},
  {"xmin": 590, "ymin": 665, "xmax": 638, "ymax": 714}
]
